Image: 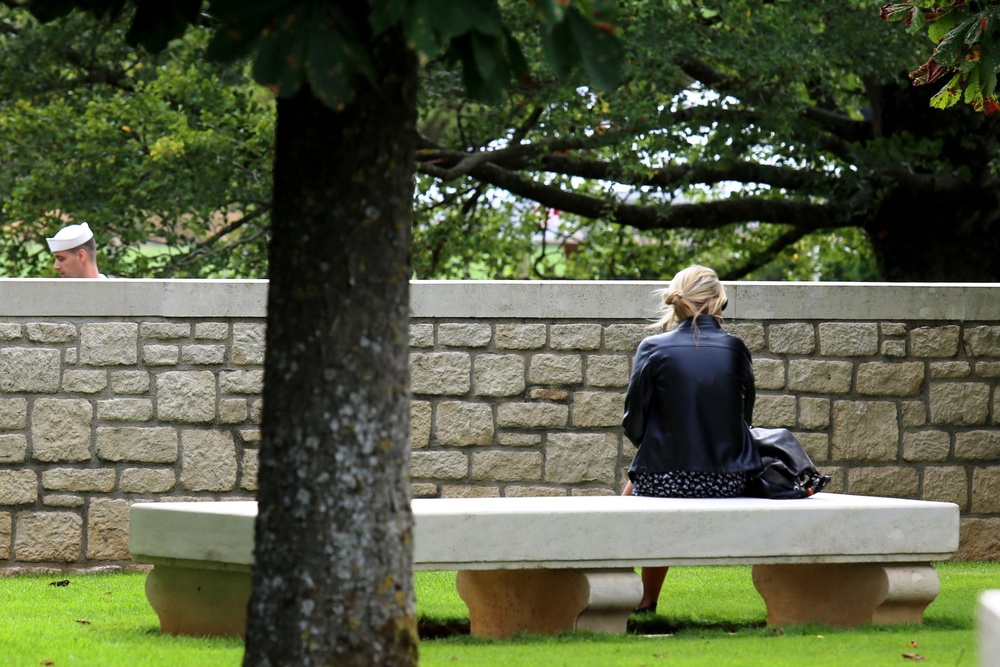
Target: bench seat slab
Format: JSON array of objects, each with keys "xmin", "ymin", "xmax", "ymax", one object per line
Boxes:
[
  {"xmin": 751, "ymin": 563, "xmax": 939, "ymax": 627},
  {"xmin": 456, "ymin": 569, "xmax": 642, "ymax": 639},
  {"xmin": 129, "ymin": 497, "xmax": 957, "ymax": 637}
]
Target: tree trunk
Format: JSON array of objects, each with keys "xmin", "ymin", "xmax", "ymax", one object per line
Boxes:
[
  {"xmin": 863, "ymin": 81, "xmax": 1000, "ymax": 282},
  {"xmin": 866, "ymin": 185, "xmax": 1000, "ymax": 282},
  {"xmin": 243, "ymin": 24, "xmax": 419, "ymax": 667}
]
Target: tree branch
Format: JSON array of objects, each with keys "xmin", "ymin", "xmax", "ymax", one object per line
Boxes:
[
  {"xmin": 417, "ymin": 158, "xmax": 836, "ymax": 232},
  {"xmin": 415, "ymin": 128, "xmax": 633, "ymax": 180},
  {"xmin": 160, "ymin": 203, "xmax": 271, "ymax": 273},
  {"xmin": 414, "ymin": 104, "xmax": 743, "ymax": 181},
  {"xmin": 680, "ymin": 57, "xmax": 871, "ymax": 142},
  {"xmin": 537, "ymin": 154, "xmax": 829, "ymax": 192},
  {"xmin": 418, "ymin": 128, "xmax": 829, "ymax": 193},
  {"xmin": 884, "ymin": 167, "xmax": 965, "ymax": 193},
  {"xmin": 59, "ymin": 46, "xmax": 135, "ymax": 92},
  {"xmin": 718, "ymin": 225, "xmax": 822, "ymax": 280},
  {"xmin": 510, "ymin": 106, "xmax": 544, "ymax": 146}
]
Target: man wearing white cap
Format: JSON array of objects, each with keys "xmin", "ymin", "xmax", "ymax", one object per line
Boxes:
[{"xmin": 46, "ymin": 222, "xmax": 104, "ymax": 278}]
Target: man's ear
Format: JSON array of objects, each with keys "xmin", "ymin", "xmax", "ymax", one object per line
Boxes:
[{"xmin": 77, "ymin": 248, "xmax": 88, "ymax": 263}]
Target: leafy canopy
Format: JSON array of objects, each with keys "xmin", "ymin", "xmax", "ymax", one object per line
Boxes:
[
  {"xmin": 0, "ymin": 7, "xmax": 274, "ymax": 277},
  {"xmin": 412, "ymin": 0, "xmax": 934, "ymax": 282},
  {"xmin": 882, "ymin": 0, "xmax": 1000, "ymax": 114},
  {"xmin": 13, "ymin": 2, "xmax": 989, "ymax": 283},
  {"xmin": 0, "ymin": 0, "xmax": 623, "ymax": 278},
  {"xmin": 4, "ymin": 0, "xmax": 624, "ymax": 108}
]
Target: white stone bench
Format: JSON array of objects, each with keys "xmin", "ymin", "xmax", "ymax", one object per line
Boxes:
[
  {"xmin": 129, "ymin": 493, "xmax": 959, "ymax": 639},
  {"xmin": 980, "ymin": 591, "xmax": 1000, "ymax": 667}
]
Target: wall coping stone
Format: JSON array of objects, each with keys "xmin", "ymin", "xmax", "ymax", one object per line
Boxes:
[
  {"xmin": 1, "ymin": 279, "xmax": 998, "ymax": 321},
  {"xmin": 1, "ymin": 279, "xmax": 268, "ymax": 318}
]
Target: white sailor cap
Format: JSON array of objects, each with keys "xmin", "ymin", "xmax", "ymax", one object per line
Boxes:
[{"xmin": 47, "ymin": 222, "xmax": 94, "ymax": 252}]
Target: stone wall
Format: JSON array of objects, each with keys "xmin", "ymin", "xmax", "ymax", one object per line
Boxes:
[{"xmin": 0, "ymin": 279, "xmax": 998, "ymax": 567}]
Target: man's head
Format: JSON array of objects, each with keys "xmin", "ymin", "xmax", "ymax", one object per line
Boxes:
[{"xmin": 46, "ymin": 222, "xmax": 100, "ymax": 278}]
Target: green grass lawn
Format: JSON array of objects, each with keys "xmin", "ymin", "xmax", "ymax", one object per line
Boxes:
[{"xmin": 0, "ymin": 563, "xmax": 994, "ymax": 666}]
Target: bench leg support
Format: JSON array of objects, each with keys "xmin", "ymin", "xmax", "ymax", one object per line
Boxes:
[
  {"xmin": 751, "ymin": 563, "xmax": 939, "ymax": 627},
  {"xmin": 456, "ymin": 569, "xmax": 642, "ymax": 639},
  {"xmin": 145, "ymin": 564, "xmax": 251, "ymax": 637}
]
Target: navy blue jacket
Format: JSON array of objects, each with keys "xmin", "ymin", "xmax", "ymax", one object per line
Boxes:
[{"xmin": 624, "ymin": 316, "xmax": 760, "ymax": 478}]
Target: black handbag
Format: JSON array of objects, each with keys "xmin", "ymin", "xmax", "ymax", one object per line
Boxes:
[{"xmin": 746, "ymin": 427, "xmax": 831, "ymax": 500}]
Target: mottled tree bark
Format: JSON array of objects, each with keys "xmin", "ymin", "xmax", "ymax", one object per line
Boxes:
[
  {"xmin": 243, "ymin": 23, "xmax": 419, "ymax": 667},
  {"xmin": 866, "ymin": 185, "xmax": 1000, "ymax": 282},
  {"xmin": 861, "ymin": 81, "xmax": 1000, "ymax": 283}
]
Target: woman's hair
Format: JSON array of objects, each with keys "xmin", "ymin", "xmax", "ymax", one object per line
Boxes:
[{"xmin": 651, "ymin": 265, "xmax": 728, "ymax": 331}]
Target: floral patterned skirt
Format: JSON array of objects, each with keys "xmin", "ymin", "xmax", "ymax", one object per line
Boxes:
[{"xmin": 632, "ymin": 470, "xmax": 748, "ymax": 498}]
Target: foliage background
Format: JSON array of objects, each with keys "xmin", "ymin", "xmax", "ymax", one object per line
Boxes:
[
  {"xmin": 0, "ymin": 7, "xmax": 273, "ymax": 278},
  {"xmin": 412, "ymin": 1, "xmax": 900, "ymax": 282},
  {"xmin": 3, "ymin": 2, "xmax": 992, "ymax": 282}
]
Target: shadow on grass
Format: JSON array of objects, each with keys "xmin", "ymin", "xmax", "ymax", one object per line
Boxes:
[
  {"xmin": 418, "ymin": 614, "xmax": 968, "ymax": 641},
  {"xmin": 627, "ymin": 615, "xmax": 766, "ymax": 635},
  {"xmin": 417, "ymin": 615, "xmax": 768, "ymax": 640},
  {"xmin": 419, "ymin": 617, "xmax": 471, "ymax": 639}
]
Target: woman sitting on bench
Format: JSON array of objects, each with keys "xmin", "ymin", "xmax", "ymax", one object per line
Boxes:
[{"xmin": 622, "ymin": 265, "xmax": 761, "ymax": 614}]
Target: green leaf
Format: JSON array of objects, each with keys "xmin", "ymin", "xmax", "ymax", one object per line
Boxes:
[
  {"xmin": 206, "ymin": 0, "xmax": 296, "ymax": 25},
  {"xmin": 431, "ymin": 0, "xmax": 502, "ymax": 40},
  {"xmin": 311, "ymin": 6, "xmax": 374, "ymax": 108},
  {"xmin": 503, "ymin": 27, "xmax": 528, "ymax": 82},
  {"xmin": 586, "ymin": 0, "xmax": 619, "ymax": 22},
  {"xmin": 403, "ymin": 0, "xmax": 444, "ymax": 62},
  {"xmin": 933, "ymin": 17, "xmax": 977, "ymax": 68},
  {"xmin": 965, "ymin": 16, "xmax": 984, "ymax": 45},
  {"xmin": 879, "ymin": 3, "xmax": 913, "ymax": 24},
  {"xmin": 305, "ymin": 27, "xmax": 357, "ymax": 110},
  {"xmin": 980, "ymin": 44, "xmax": 1000, "ymax": 99},
  {"xmin": 540, "ymin": 14, "xmax": 580, "ymax": 79},
  {"xmin": 927, "ymin": 9, "xmax": 964, "ymax": 43},
  {"xmin": 250, "ymin": 4, "xmax": 308, "ymax": 98},
  {"xmin": 470, "ymin": 31, "xmax": 502, "ymax": 85},
  {"xmin": 573, "ymin": 0, "xmax": 619, "ymax": 23},
  {"xmin": 929, "ymin": 74, "xmax": 962, "ymax": 109},
  {"xmin": 565, "ymin": 6, "xmax": 623, "ymax": 91},
  {"xmin": 964, "ymin": 68, "xmax": 983, "ymax": 106},
  {"xmin": 533, "ymin": 0, "xmax": 568, "ymax": 26},
  {"xmin": 905, "ymin": 6, "xmax": 926, "ymax": 35},
  {"xmin": 205, "ymin": 0, "xmax": 295, "ymax": 63},
  {"xmin": 205, "ymin": 22, "xmax": 262, "ymax": 63},
  {"xmin": 125, "ymin": 0, "xmax": 202, "ymax": 53},
  {"xmin": 449, "ymin": 34, "xmax": 502, "ymax": 105},
  {"xmin": 369, "ymin": 0, "xmax": 409, "ymax": 35}
]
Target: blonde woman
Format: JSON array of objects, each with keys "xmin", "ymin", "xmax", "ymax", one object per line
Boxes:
[{"xmin": 622, "ymin": 265, "xmax": 760, "ymax": 614}]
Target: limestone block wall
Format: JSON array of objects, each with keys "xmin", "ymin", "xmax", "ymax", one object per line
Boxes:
[{"xmin": 0, "ymin": 279, "xmax": 998, "ymax": 567}]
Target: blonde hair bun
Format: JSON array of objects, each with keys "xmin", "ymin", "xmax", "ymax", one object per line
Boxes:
[{"xmin": 653, "ymin": 265, "xmax": 727, "ymax": 331}]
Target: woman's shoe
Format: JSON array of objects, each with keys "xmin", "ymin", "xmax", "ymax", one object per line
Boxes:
[{"xmin": 632, "ymin": 603, "xmax": 657, "ymax": 615}]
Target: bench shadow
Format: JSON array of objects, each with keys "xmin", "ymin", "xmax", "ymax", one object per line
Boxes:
[
  {"xmin": 627, "ymin": 616, "xmax": 766, "ymax": 635},
  {"xmin": 419, "ymin": 617, "xmax": 471, "ymax": 639},
  {"xmin": 416, "ymin": 616, "xmax": 767, "ymax": 639}
]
